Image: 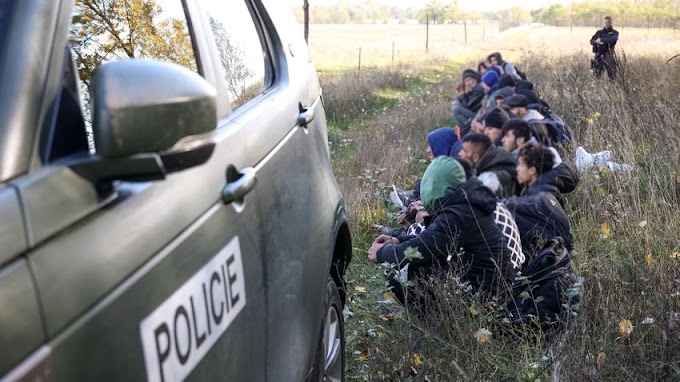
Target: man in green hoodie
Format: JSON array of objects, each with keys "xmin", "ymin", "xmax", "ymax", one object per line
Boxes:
[{"xmin": 368, "ymin": 157, "xmax": 515, "ymax": 305}]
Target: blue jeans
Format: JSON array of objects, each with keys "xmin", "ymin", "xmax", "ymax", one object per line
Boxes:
[{"xmin": 452, "ymin": 102, "xmax": 477, "ymax": 127}]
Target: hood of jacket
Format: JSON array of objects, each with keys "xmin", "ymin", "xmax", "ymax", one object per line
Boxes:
[
  {"xmin": 434, "ymin": 177, "xmax": 498, "ymax": 216},
  {"xmin": 427, "ymin": 127, "xmax": 459, "ymax": 158},
  {"xmin": 526, "ymin": 174, "xmax": 561, "ymax": 199},
  {"xmin": 421, "ymin": 156, "xmax": 466, "ymax": 213},
  {"xmin": 523, "ymin": 109, "xmax": 545, "ymax": 122}
]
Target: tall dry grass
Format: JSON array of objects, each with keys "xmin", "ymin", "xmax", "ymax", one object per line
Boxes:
[{"xmin": 327, "ymin": 53, "xmax": 680, "ymax": 380}]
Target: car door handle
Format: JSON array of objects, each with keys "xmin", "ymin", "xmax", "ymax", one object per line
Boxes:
[
  {"xmin": 298, "ymin": 107, "xmax": 315, "ymax": 127},
  {"xmin": 298, "ymin": 97, "xmax": 320, "ymax": 127},
  {"xmin": 221, "ymin": 167, "xmax": 257, "ymax": 204}
]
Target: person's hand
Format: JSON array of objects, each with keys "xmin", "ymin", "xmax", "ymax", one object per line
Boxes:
[
  {"xmin": 595, "ymin": 38, "xmax": 602, "ymax": 44},
  {"xmin": 396, "ymin": 212, "xmax": 407, "ymax": 225},
  {"xmin": 415, "ymin": 211, "xmax": 429, "ymax": 223},
  {"xmin": 368, "ymin": 242, "xmax": 382, "ymax": 263},
  {"xmin": 375, "ymin": 234, "xmax": 400, "ymax": 245}
]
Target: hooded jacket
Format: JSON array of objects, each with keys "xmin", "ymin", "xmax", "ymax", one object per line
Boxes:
[
  {"xmin": 456, "ymin": 83, "xmax": 485, "ymax": 113},
  {"xmin": 534, "ymin": 163, "xmax": 579, "ymax": 201},
  {"xmin": 475, "ymin": 145, "xmax": 518, "ymax": 197},
  {"xmin": 378, "ymin": 176, "xmax": 516, "ymax": 293},
  {"xmin": 427, "ymin": 127, "xmax": 459, "ymax": 158},
  {"xmin": 505, "ymin": 174, "xmax": 574, "ymax": 259}
]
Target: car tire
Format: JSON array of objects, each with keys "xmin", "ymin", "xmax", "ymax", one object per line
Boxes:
[{"xmin": 312, "ymin": 277, "xmax": 345, "ymax": 382}]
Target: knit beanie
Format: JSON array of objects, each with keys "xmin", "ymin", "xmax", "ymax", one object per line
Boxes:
[
  {"xmin": 462, "ymin": 69, "xmax": 481, "ymax": 82},
  {"xmin": 497, "ymin": 74, "xmax": 517, "ymax": 89},
  {"xmin": 481, "ymin": 70, "xmax": 500, "ymax": 89},
  {"xmin": 483, "ymin": 107, "xmax": 510, "ymax": 129}
]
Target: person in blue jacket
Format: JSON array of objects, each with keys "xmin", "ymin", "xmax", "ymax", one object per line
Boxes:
[{"xmin": 590, "ymin": 16, "xmax": 619, "ymax": 79}]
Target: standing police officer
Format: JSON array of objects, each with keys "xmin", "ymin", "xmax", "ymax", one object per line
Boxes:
[{"xmin": 590, "ymin": 16, "xmax": 619, "ymax": 79}]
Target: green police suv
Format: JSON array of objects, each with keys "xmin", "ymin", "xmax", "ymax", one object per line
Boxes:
[{"xmin": 0, "ymin": 1, "xmax": 351, "ymax": 381}]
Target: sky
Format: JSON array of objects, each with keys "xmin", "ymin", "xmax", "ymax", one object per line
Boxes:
[{"xmin": 283, "ymin": 0, "xmax": 576, "ymax": 12}]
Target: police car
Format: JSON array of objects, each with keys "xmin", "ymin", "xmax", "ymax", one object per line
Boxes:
[{"xmin": 0, "ymin": 0, "xmax": 351, "ymax": 381}]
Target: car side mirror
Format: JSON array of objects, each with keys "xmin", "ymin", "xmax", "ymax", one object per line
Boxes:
[{"xmin": 70, "ymin": 59, "xmax": 218, "ymax": 183}]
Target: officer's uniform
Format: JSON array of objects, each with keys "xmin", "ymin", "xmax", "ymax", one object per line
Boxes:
[{"xmin": 590, "ymin": 27, "xmax": 619, "ymax": 79}]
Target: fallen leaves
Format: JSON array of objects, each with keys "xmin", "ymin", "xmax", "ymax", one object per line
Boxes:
[
  {"xmin": 601, "ymin": 221, "xmax": 611, "ymax": 238},
  {"xmin": 474, "ymin": 328, "xmax": 492, "ymax": 344},
  {"xmin": 618, "ymin": 319, "xmax": 634, "ymax": 339},
  {"xmin": 412, "ymin": 353, "xmax": 423, "ymax": 366},
  {"xmin": 596, "ymin": 352, "xmax": 607, "ymax": 367}
]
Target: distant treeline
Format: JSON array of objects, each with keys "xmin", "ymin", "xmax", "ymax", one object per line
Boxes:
[
  {"xmin": 533, "ymin": 1, "xmax": 680, "ymax": 29},
  {"xmin": 292, "ymin": 0, "xmax": 680, "ymax": 29}
]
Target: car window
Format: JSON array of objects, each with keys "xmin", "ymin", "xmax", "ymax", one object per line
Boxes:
[
  {"xmin": 203, "ymin": 0, "xmax": 270, "ymax": 110},
  {"xmin": 66, "ymin": 0, "xmax": 198, "ymax": 153}
]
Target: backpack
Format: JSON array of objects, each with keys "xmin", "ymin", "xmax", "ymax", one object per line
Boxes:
[
  {"xmin": 505, "ymin": 238, "xmax": 581, "ymax": 332},
  {"xmin": 503, "ymin": 62, "xmax": 528, "ymax": 80},
  {"xmin": 528, "ymin": 103, "xmax": 574, "ymax": 145}
]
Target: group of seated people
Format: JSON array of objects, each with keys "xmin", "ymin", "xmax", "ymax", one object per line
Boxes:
[{"xmin": 368, "ymin": 52, "xmax": 579, "ymax": 307}]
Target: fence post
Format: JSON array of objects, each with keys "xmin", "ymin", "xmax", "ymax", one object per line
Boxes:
[
  {"xmin": 426, "ymin": 14, "xmax": 429, "ymax": 54},
  {"xmin": 357, "ymin": 47, "xmax": 362, "ymax": 78},
  {"xmin": 464, "ymin": 19, "xmax": 468, "ymax": 45},
  {"xmin": 392, "ymin": 40, "xmax": 395, "ymax": 66}
]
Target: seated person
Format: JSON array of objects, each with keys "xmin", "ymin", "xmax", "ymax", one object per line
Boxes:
[
  {"xmin": 505, "ymin": 144, "xmax": 574, "ymax": 259},
  {"xmin": 488, "ymin": 52, "xmax": 521, "ymax": 80},
  {"xmin": 482, "ymin": 107, "xmax": 510, "ymax": 146},
  {"xmin": 492, "ymin": 86, "xmax": 515, "ymax": 108},
  {"xmin": 459, "ymin": 132, "xmax": 518, "ymax": 197},
  {"xmin": 451, "ymin": 69, "xmax": 485, "ymax": 127},
  {"xmin": 500, "ymin": 119, "xmax": 561, "ymax": 163},
  {"xmin": 426, "ymin": 127, "xmax": 459, "ymax": 162},
  {"xmin": 504, "ymin": 94, "xmax": 545, "ymax": 122},
  {"xmin": 515, "ymin": 80, "xmax": 544, "ymax": 106},
  {"xmin": 368, "ymin": 156, "xmax": 516, "ymax": 305},
  {"xmin": 500, "ymin": 119, "xmax": 579, "ymax": 201}
]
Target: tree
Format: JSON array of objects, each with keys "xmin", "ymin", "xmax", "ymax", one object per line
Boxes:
[
  {"xmin": 70, "ymin": 0, "xmax": 195, "ymax": 86},
  {"xmin": 209, "ymin": 17, "xmax": 256, "ymax": 107}
]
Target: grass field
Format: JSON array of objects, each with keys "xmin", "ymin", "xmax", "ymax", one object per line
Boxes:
[
  {"xmin": 319, "ymin": 25, "xmax": 680, "ymax": 381},
  {"xmin": 309, "ymin": 24, "xmax": 680, "ymax": 72}
]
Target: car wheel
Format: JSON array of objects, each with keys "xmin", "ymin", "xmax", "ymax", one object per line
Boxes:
[{"xmin": 314, "ymin": 277, "xmax": 344, "ymax": 382}]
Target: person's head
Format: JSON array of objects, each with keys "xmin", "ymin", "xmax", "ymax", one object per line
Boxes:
[
  {"xmin": 426, "ymin": 127, "xmax": 458, "ymax": 161},
  {"xmin": 482, "ymin": 107, "xmax": 509, "ymax": 143},
  {"xmin": 420, "ymin": 156, "xmax": 467, "ymax": 213},
  {"xmin": 495, "ymin": 86, "xmax": 515, "ymax": 106},
  {"xmin": 505, "ymin": 94, "xmax": 530, "ymax": 118},
  {"xmin": 488, "ymin": 52, "xmax": 503, "ymax": 66},
  {"xmin": 481, "ymin": 70, "xmax": 500, "ymax": 93},
  {"xmin": 604, "ymin": 16, "xmax": 612, "ymax": 29},
  {"xmin": 462, "ymin": 69, "xmax": 481, "ymax": 90},
  {"xmin": 501, "ymin": 119, "xmax": 532, "ymax": 152},
  {"xmin": 515, "ymin": 80, "xmax": 534, "ymax": 91},
  {"xmin": 516, "ymin": 143, "xmax": 554, "ymax": 186},
  {"xmin": 460, "ymin": 132, "xmax": 492, "ymax": 165},
  {"xmin": 478, "ymin": 61, "xmax": 487, "ymax": 75},
  {"xmin": 497, "ymin": 74, "xmax": 517, "ymax": 90},
  {"xmin": 487, "ymin": 65, "xmax": 502, "ymax": 77}
]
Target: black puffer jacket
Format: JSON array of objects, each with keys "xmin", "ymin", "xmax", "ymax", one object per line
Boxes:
[
  {"xmin": 378, "ymin": 178, "xmax": 516, "ymax": 293},
  {"xmin": 475, "ymin": 145, "xmax": 519, "ymax": 197},
  {"xmin": 457, "ymin": 83, "xmax": 485, "ymax": 113},
  {"xmin": 529, "ymin": 163, "xmax": 579, "ymax": 206},
  {"xmin": 506, "ymin": 174, "xmax": 574, "ymax": 259}
]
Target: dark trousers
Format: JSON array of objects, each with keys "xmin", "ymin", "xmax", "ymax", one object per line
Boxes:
[{"xmin": 592, "ymin": 53, "xmax": 617, "ymax": 80}]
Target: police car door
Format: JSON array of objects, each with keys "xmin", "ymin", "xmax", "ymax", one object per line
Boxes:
[{"xmin": 12, "ymin": 0, "xmax": 267, "ymax": 381}]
